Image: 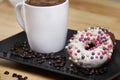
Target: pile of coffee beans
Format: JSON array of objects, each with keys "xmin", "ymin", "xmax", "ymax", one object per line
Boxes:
[
  {"xmin": 10, "ymin": 41, "xmax": 66, "ymax": 70},
  {"xmin": 3, "ymin": 71, "xmax": 28, "ymax": 80},
  {"xmin": 10, "ymin": 41, "xmax": 36, "ymax": 58},
  {"xmin": 48, "ymin": 55, "xmax": 66, "ymax": 70},
  {"xmin": 7, "ymin": 41, "xmax": 108, "ymax": 75},
  {"xmin": 36, "ymin": 53, "xmax": 66, "ymax": 70},
  {"xmin": 67, "ymin": 64, "xmax": 107, "ymax": 75}
]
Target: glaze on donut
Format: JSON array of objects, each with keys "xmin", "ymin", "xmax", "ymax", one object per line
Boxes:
[{"xmin": 66, "ymin": 27, "xmax": 115, "ymax": 68}]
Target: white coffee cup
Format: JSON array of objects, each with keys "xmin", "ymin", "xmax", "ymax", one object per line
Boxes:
[{"xmin": 15, "ymin": 0, "xmax": 68, "ymax": 53}]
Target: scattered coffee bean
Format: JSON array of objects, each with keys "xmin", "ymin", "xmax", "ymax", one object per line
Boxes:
[
  {"xmin": 56, "ymin": 67, "xmax": 60, "ymax": 70},
  {"xmin": 10, "ymin": 47, "xmax": 15, "ymax": 51},
  {"xmin": 3, "ymin": 51, "xmax": 8, "ymax": 57},
  {"xmin": 12, "ymin": 73, "xmax": 17, "ymax": 77},
  {"xmin": 3, "ymin": 70, "xmax": 28, "ymax": 80},
  {"xmin": 17, "ymin": 74, "xmax": 22, "ymax": 78},
  {"xmin": 48, "ymin": 61, "xmax": 52, "ymax": 65},
  {"xmin": 24, "ymin": 76, "xmax": 28, "ymax": 80},
  {"xmin": 4, "ymin": 71, "xmax": 9, "ymax": 75},
  {"xmin": 3, "ymin": 51, "xmax": 7, "ymax": 54}
]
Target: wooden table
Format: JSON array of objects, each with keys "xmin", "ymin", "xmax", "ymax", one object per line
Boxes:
[{"xmin": 0, "ymin": 0, "xmax": 120, "ymax": 80}]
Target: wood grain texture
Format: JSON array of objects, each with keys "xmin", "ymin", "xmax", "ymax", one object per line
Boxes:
[
  {"xmin": 68, "ymin": 0, "xmax": 120, "ymax": 40},
  {"xmin": 0, "ymin": 0, "xmax": 120, "ymax": 80}
]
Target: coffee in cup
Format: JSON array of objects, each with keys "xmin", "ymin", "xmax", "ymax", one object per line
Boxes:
[{"xmin": 25, "ymin": 0, "xmax": 66, "ymax": 6}]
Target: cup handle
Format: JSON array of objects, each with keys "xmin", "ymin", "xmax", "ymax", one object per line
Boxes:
[{"xmin": 15, "ymin": 2, "xmax": 25, "ymax": 30}]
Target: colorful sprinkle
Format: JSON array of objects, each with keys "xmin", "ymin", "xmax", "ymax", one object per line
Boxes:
[
  {"xmin": 85, "ymin": 29, "xmax": 87, "ymax": 32},
  {"xmin": 102, "ymin": 37, "xmax": 106, "ymax": 39},
  {"xmin": 69, "ymin": 39, "xmax": 72, "ymax": 42},
  {"xmin": 71, "ymin": 37, "xmax": 74, "ymax": 40},
  {"xmin": 82, "ymin": 39, "xmax": 84, "ymax": 42},
  {"xmin": 98, "ymin": 31, "xmax": 101, "ymax": 34},
  {"xmin": 100, "ymin": 56, "xmax": 103, "ymax": 59},
  {"xmin": 108, "ymin": 55, "xmax": 111, "ymax": 59},
  {"xmin": 104, "ymin": 42, "xmax": 107, "ymax": 45},
  {"xmin": 95, "ymin": 56, "xmax": 98, "ymax": 59},
  {"xmin": 90, "ymin": 33, "xmax": 92, "ymax": 36},
  {"xmin": 86, "ymin": 33, "xmax": 89, "ymax": 36},
  {"xmin": 96, "ymin": 41, "xmax": 100, "ymax": 44},
  {"xmin": 68, "ymin": 46, "xmax": 72, "ymax": 49},
  {"xmin": 108, "ymin": 44, "xmax": 113, "ymax": 48},
  {"xmin": 91, "ymin": 56, "xmax": 94, "ymax": 59},
  {"xmin": 84, "ymin": 38, "xmax": 87, "ymax": 41},
  {"xmin": 101, "ymin": 33, "xmax": 103, "ymax": 36},
  {"xmin": 91, "ymin": 52, "xmax": 95, "ymax": 55},
  {"xmin": 87, "ymin": 37, "xmax": 90, "ymax": 40},
  {"xmin": 108, "ymin": 53, "xmax": 112, "ymax": 56},
  {"xmin": 102, "ymin": 51, "xmax": 107, "ymax": 55},
  {"xmin": 106, "ymin": 34, "xmax": 109, "ymax": 37},
  {"xmin": 69, "ymin": 50, "xmax": 73, "ymax": 54},
  {"xmin": 77, "ymin": 49, "xmax": 80, "ymax": 53},
  {"xmin": 81, "ymin": 55, "xmax": 85, "ymax": 60},
  {"xmin": 74, "ymin": 53, "xmax": 77, "ymax": 56},
  {"xmin": 84, "ymin": 45, "xmax": 88, "ymax": 49},
  {"xmin": 81, "ymin": 34, "xmax": 84, "ymax": 39},
  {"xmin": 74, "ymin": 59, "xmax": 78, "ymax": 63},
  {"xmin": 65, "ymin": 46, "xmax": 68, "ymax": 49},
  {"xmin": 103, "ymin": 47, "xmax": 106, "ymax": 50},
  {"xmin": 97, "ymin": 52, "xmax": 100, "ymax": 55},
  {"xmin": 69, "ymin": 57, "xmax": 72, "ymax": 60}
]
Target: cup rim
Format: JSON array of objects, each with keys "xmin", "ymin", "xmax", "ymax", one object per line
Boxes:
[{"xmin": 24, "ymin": 0, "xmax": 68, "ymax": 8}]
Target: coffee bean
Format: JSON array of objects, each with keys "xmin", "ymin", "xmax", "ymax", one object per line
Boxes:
[
  {"xmin": 23, "ymin": 41, "xmax": 27, "ymax": 44},
  {"xmin": 89, "ymin": 69, "xmax": 94, "ymax": 74},
  {"xmin": 24, "ymin": 76, "xmax": 28, "ymax": 80},
  {"xmin": 38, "ymin": 60, "xmax": 44, "ymax": 64},
  {"xmin": 17, "ymin": 75, "xmax": 22, "ymax": 78},
  {"xmin": 69, "ymin": 68, "xmax": 74, "ymax": 72},
  {"xmin": 42, "ymin": 56, "xmax": 46, "ymax": 59},
  {"xmin": 48, "ymin": 61, "xmax": 52, "ymax": 65},
  {"xmin": 3, "ymin": 51, "xmax": 8, "ymax": 57},
  {"xmin": 56, "ymin": 67, "xmax": 60, "ymax": 70},
  {"xmin": 59, "ymin": 63, "xmax": 64, "ymax": 67},
  {"xmin": 56, "ymin": 60, "xmax": 62, "ymax": 63},
  {"xmin": 54, "ymin": 63, "xmax": 60, "ymax": 67},
  {"xmin": 95, "ymin": 70, "xmax": 99, "ymax": 74},
  {"xmin": 50, "ymin": 55, "xmax": 55, "ymax": 59},
  {"xmin": 10, "ymin": 48, "xmax": 15, "ymax": 51},
  {"xmin": 12, "ymin": 73, "xmax": 17, "ymax": 77},
  {"xmin": 3, "ymin": 70, "xmax": 28, "ymax": 80},
  {"xmin": 4, "ymin": 71, "xmax": 9, "ymax": 75},
  {"xmin": 55, "ymin": 55, "xmax": 61, "ymax": 58}
]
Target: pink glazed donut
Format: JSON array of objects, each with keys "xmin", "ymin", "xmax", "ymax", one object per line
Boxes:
[{"xmin": 66, "ymin": 27, "xmax": 115, "ymax": 68}]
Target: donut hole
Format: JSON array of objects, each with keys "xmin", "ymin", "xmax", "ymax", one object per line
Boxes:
[{"xmin": 85, "ymin": 42, "xmax": 96, "ymax": 50}]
